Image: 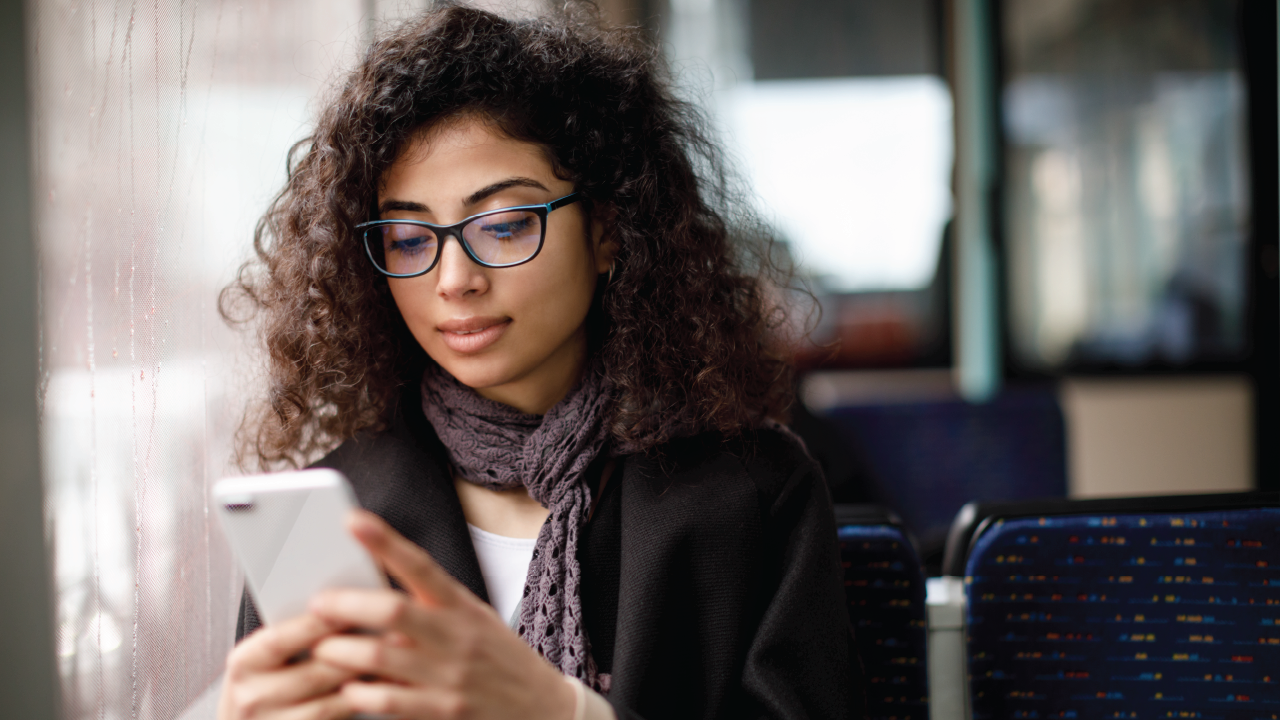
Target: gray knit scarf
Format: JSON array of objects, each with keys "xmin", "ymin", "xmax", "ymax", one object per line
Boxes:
[{"xmin": 421, "ymin": 362, "xmax": 614, "ymax": 693}]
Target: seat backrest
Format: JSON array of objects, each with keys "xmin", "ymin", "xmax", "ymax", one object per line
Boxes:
[
  {"xmin": 953, "ymin": 493, "xmax": 1280, "ymax": 720},
  {"xmin": 835, "ymin": 504, "xmax": 930, "ymax": 719},
  {"xmin": 825, "ymin": 386, "xmax": 1068, "ymax": 563}
]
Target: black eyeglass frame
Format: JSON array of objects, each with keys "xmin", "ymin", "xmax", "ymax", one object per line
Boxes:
[{"xmin": 355, "ymin": 192, "xmax": 584, "ymax": 278}]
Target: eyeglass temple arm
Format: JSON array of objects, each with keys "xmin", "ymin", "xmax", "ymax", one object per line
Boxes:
[{"xmin": 546, "ymin": 192, "xmax": 582, "ymax": 212}]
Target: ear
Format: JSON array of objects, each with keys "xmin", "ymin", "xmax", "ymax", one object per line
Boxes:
[{"xmin": 590, "ymin": 203, "xmax": 619, "ymax": 274}]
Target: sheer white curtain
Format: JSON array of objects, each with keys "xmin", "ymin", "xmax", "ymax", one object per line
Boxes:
[
  {"xmin": 32, "ymin": 2, "xmax": 367, "ymax": 717},
  {"xmin": 32, "ymin": 1, "xmax": 603, "ymax": 717}
]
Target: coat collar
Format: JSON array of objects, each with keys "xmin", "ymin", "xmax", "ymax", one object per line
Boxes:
[{"xmin": 355, "ymin": 388, "xmax": 490, "ymax": 603}]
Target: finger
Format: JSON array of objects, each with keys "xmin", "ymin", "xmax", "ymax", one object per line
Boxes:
[
  {"xmin": 312, "ymin": 633, "xmax": 431, "ymax": 685},
  {"xmin": 343, "ymin": 680, "xmax": 460, "ymax": 719},
  {"xmin": 228, "ymin": 612, "xmax": 339, "ymax": 675},
  {"xmin": 348, "ymin": 510, "xmax": 464, "ymax": 609},
  {"xmin": 309, "ymin": 587, "xmax": 443, "ymax": 639},
  {"xmin": 228, "ymin": 659, "xmax": 356, "ymax": 715},
  {"xmin": 274, "ymin": 691, "xmax": 354, "ymax": 720}
]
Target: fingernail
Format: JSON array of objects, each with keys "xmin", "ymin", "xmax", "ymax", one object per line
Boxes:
[
  {"xmin": 350, "ymin": 516, "xmax": 383, "ymax": 542},
  {"xmin": 347, "ymin": 511, "xmax": 372, "ymax": 531}
]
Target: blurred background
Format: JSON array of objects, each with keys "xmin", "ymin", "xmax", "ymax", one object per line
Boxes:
[
  {"xmin": 620, "ymin": 0, "xmax": 1276, "ymax": 571},
  {"xmin": 0, "ymin": 0, "xmax": 1275, "ymax": 717}
]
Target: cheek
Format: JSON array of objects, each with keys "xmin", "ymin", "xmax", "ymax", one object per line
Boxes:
[
  {"xmin": 513, "ymin": 251, "xmax": 597, "ymax": 330},
  {"xmin": 387, "ymin": 279, "xmax": 435, "ymax": 335}
]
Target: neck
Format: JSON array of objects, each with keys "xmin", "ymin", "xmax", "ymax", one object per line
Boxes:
[{"xmin": 454, "ymin": 475, "xmax": 550, "ymax": 538}]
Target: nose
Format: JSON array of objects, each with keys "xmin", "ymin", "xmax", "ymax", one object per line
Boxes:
[{"xmin": 434, "ymin": 232, "xmax": 489, "ymax": 300}]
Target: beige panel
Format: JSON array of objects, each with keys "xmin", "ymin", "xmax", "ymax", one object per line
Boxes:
[
  {"xmin": 1060, "ymin": 376, "xmax": 1253, "ymax": 498},
  {"xmin": 801, "ymin": 369, "xmax": 957, "ymax": 410}
]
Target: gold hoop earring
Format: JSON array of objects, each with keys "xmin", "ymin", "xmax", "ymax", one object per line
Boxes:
[{"xmin": 607, "ymin": 261, "xmax": 616, "ymax": 286}]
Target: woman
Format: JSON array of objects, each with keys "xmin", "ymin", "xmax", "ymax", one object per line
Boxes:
[{"xmin": 218, "ymin": 4, "xmax": 857, "ymax": 719}]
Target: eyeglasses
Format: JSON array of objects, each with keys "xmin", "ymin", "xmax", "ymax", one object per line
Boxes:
[{"xmin": 355, "ymin": 192, "xmax": 583, "ymax": 278}]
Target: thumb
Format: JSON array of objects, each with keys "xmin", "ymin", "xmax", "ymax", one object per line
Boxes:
[{"xmin": 347, "ymin": 509, "xmax": 463, "ymax": 609}]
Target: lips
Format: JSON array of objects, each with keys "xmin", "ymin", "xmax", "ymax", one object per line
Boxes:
[{"xmin": 437, "ymin": 316, "xmax": 511, "ymax": 354}]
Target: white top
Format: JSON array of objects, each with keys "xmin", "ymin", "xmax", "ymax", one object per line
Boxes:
[{"xmin": 467, "ymin": 523, "xmax": 537, "ymax": 624}]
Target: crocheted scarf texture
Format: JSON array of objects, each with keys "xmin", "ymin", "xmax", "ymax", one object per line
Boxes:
[{"xmin": 420, "ymin": 362, "xmax": 615, "ymax": 693}]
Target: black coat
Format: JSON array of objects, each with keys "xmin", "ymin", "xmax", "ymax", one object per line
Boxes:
[{"xmin": 237, "ymin": 393, "xmax": 860, "ymax": 719}]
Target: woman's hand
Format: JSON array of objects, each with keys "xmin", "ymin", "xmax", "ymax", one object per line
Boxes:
[
  {"xmin": 217, "ymin": 612, "xmax": 356, "ymax": 720},
  {"xmin": 308, "ymin": 510, "xmax": 578, "ymax": 720}
]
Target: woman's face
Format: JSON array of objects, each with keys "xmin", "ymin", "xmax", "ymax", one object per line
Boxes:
[{"xmin": 379, "ymin": 117, "xmax": 614, "ymax": 414}]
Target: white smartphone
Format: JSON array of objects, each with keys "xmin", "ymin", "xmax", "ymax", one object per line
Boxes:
[{"xmin": 213, "ymin": 468, "xmax": 388, "ymax": 626}]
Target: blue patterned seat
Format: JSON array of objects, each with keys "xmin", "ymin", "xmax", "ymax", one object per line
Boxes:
[
  {"xmin": 943, "ymin": 492, "xmax": 1280, "ymax": 720},
  {"xmin": 836, "ymin": 504, "xmax": 930, "ymax": 720}
]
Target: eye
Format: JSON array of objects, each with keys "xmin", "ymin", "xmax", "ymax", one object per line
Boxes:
[
  {"xmin": 384, "ymin": 225, "xmax": 436, "ymax": 255},
  {"xmin": 390, "ymin": 236, "xmax": 428, "ymax": 253},
  {"xmin": 477, "ymin": 214, "xmax": 537, "ymax": 240}
]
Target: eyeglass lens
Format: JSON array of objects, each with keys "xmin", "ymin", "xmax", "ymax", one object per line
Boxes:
[{"xmin": 366, "ymin": 209, "xmax": 544, "ymax": 275}]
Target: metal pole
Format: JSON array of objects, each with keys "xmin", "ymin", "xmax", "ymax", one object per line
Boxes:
[
  {"xmin": 950, "ymin": 0, "xmax": 1001, "ymax": 403},
  {"xmin": 0, "ymin": 0, "xmax": 58, "ymax": 714}
]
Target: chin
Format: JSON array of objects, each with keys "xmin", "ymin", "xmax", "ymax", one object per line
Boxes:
[{"xmin": 431, "ymin": 353, "xmax": 521, "ymax": 390}]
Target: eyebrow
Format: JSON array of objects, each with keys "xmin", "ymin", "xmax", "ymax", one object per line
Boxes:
[{"xmin": 378, "ymin": 177, "xmax": 551, "ymax": 216}]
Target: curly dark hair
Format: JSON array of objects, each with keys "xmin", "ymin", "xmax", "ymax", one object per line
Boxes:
[{"xmin": 222, "ymin": 1, "xmax": 796, "ymax": 470}]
